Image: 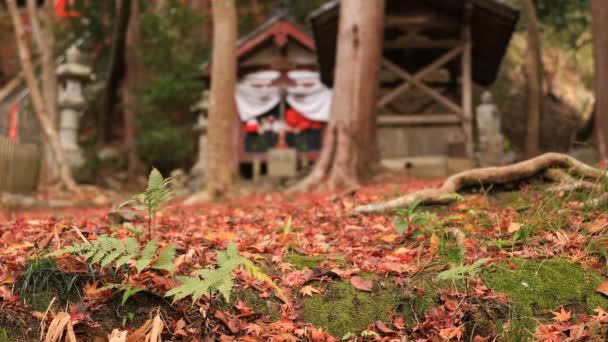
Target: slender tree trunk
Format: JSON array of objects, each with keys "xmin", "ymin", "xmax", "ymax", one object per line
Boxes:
[
  {"xmin": 592, "ymin": 0, "xmax": 608, "ymax": 158},
  {"xmin": 28, "ymin": 0, "xmax": 61, "ymax": 188},
  {"xmin": 6, "ymin": 0, "xmax": 78, "ymax": 192},
  {"xmin": 291, "ymin": 0, "xmax": 385, "ymax": 192},
  {"xmin": 522, "ymin": 0, "xmax": 542, "ymax": 158},
  {"xmin": 122, "ymin": 0, "xmax": 141, "ymax": 180},
  {"xmin": 197, "ymin": 0, "xmax": 238, "ymax": 201},
  {"xmin": 99, "ymin": 0, "xmax": 131, "ymax": 144}
]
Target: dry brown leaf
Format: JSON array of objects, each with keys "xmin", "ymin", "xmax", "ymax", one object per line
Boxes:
[
  {"xmin": 144, "ymin": 314, "xmax": 164, "ymax": 342},
  {"xmin": 126, "ymin": 318, "xmax": 152, "ymax": 342},
  {"xmin": 43, "ymin": 312, "xmax": 76, "ymax": 342},
  {"xmin": 507, "ymin": 222, "xmax": 521, "ymax": 233},
  {"xmin": 586, "ymin": 218, "xmax": 608, "ymax": 234},
  {"xmin": 596, "ymin": 281, "xmax": 608, "ymax": 296},
  {"xmin": 108, "ymin": 329, "xmax": 128, "ymax": 342},
  {"xmin": 350, "ymin": 276, "xmax": 373, "ymax": 292}
]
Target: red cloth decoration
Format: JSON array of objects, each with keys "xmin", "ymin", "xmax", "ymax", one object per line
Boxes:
[
  {"xmin": 8, "ymin": 102, "xmax": 18, "ymax": 142},
  {"xmin": 55, "ymin": 0, "xmax": 81, "ymax": 18},
  {"xmin": 285, "ymin": 108, "xmax": 323, "ymax": 130},
  {"xmin": 244, "ymin": 120, "xmax": 260, "ymax": 133}
]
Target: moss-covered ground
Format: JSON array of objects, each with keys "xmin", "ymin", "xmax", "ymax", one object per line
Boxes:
[{"xmin": 483, "ymin": 258, "xmax": 608, "ymax": 337}]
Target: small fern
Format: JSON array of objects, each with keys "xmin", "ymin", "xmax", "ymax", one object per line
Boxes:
[
  {"xmin": 436, "ymin": 258, "xmax": 491, "ymax": 281},
  {"xmin": 119, "ymin": 168, "xmax": 173, "ymax": 240},
  {"xmin": 166, "ymin": 242, "xmax": 291, "ymax": 307}
]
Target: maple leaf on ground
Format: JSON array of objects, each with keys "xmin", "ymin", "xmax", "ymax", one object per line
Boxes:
[
  {"xmin": 439, "ymin": 325, "xmax": 463, "ymax": 340},
  {"xmin": 351, "ymin": 276, "xmax": 373, "ymax": 292},
  {"xmin": 244, "ymin": 323, "xmax": 264, "ymax": 336},
  {"xmin": 300, "ymin": 285, "xmax": 322, "ymax": 297},
  {"xmin": 551, "ymin": 306, "xmax": 571, "ymax": 322},
  {"xmin": 593, "ymin": 307, "xmax": 608, "ymax": 323},
  {"xmin": 392, "ymin": 316, "xmax": 406, "ymax": 330},
  {"xmin": 235, "ymin": 299, "xmax": 255, "ymax": 317},
  {"xmin": 535, "ymin": 325, "xmax": 561, "ymax": 342}
]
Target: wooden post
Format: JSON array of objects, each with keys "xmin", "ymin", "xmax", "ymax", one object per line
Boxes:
[{"xmin": 461, "ymin": 19, "xmax": 473, "ymax": 158}]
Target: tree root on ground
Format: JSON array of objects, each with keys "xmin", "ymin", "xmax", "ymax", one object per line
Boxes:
[{"xmin": 353, "ymin": 152, "xmax": 607, "ymax": 214}]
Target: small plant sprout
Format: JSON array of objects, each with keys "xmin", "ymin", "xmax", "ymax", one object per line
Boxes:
[
  {"xmin": 393, "ymin": 200, "xmax": 430, "ymax": 235},
  {"xmin": 119, "ymin": 168, "xmax": 173, "ymax": 240}
]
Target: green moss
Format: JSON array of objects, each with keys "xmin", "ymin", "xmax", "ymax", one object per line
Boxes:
[
  {"xmin": 284, "ymin": 254, "xmax": 327, "ymax": 270},
  {"xmin": 240, "ymin": 289, "xmax": 281, "ymax": 321},
  {"xmin": 0, "ymin": 328, "xmax": 8, "ymax": 342},
  {"xmin": 483, "ymin": 258, "xmax": 608, "ymax": 337},
  {"xmin": 302, "ymin": 281, "xmax": 401, "ymax": 338}
]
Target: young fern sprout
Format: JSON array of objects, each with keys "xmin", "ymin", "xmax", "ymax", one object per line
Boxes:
[{"xmin": 119, "ymin": 168, "xmax": 173, "ymax": 240}]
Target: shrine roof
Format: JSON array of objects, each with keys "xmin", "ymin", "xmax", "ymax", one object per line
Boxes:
[{"xmin": 310, "ymin": 0, "xmax": 520, "ymax": 87}]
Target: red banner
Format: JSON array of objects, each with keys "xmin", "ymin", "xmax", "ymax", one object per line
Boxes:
[{"xmin": 8, "ymin": 102, "xmax": 18, "ymax": 142}]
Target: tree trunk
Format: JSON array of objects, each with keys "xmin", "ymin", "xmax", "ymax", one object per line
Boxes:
[
  {"xmin": 28, "ymin": 0, "xmax": 61, "ymax": 188},
  {"xmin": 6, "ymin": 0, "xmax": 78, "ymax": 192},
  {"xmin": 99, "ymin": 0, "xmax": 131, "ymax": 144},
  {"xmin": 522, "ymin": 0, "xmax": 542, "ymax": 158},
  {"xmin": 202, "ymin": 0, "xmax": 238, "ymax": 199},
  {"xmin": 291, "ymin": 0, "xmax": 385, "ymax": 192},
  {"xmin": 592, "ymin": 0, "xmax": 608, "ymax": 158},
  {"xmin": 122, "ymin": 0, "xmax": 141, "ymax": 180}
]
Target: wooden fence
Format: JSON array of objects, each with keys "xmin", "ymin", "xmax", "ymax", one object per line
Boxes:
[{"xmin": 0, "ymin": 136, "xmax": 40, "ymax": 193}]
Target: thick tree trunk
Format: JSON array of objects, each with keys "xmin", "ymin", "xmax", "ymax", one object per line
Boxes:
[
  {"xmin": 200, "ymin": 0, "xmax": 238, "ymax": 200},
  {"xmin": 291, "ymin": 0, "xmax": 385, "ymax": 192},
  {"xmin": 122, "ymin": 0, "xmax": 141, "ymax": 180},
  {"xmin": 592, "ymin": 0, "xmax": 608, "ymax": 158},
  {"xmin": 6, "ymin": 0, "xmax": 78, "ymax": 192},
  {"xmin": 522, "ymin": 0, "xmax": 542, "ymax": 158},
  {"xmin": 99, "ymin": 0, "xmax": 131, "ymax": 144}
]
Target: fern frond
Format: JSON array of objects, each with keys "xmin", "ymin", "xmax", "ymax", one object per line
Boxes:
[
  {"xmin": 46, "ymin": 243, "xmax": 89, "ymax": 257},
  {"xmin": 154, "ymin": 244, "xmax": 176, "ymax": 275},
  {"xmin": 166, "ymin": 276, "xmax": 210, "ymax": 303},
  {"xmin": 136, "ymin": 240, "xmax": 158, "ymax": 274},
  {"xmin": 436, "ymin": 258, "xmax": 491, "ymax": 281},
  {"xmin": 439, "ymin": 192, "xmax": 464, "ymax": 202},
  {"xmin": 120, "ymin": 285, "xmax": 145, "ymax": 305}
]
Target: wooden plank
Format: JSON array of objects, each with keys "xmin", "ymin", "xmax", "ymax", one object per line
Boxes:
[
  {"xmin": 377, "ymin": 114, "xmax": 461, "ymax": 126},
  {"xmin": 378, "ymin": 46, "xmax": 463, "ymax": 109},
  {"xmin": 384, "ymin": 38, "xmax": 461, "ymax": 49},
  {"xmin": 385, "ymin": 14, "xmax": 460, "ymax": 29},
  {"xmin": 382, "ymin": 58, "xmax": 463, "ymax": 114},
  {"xmin": 462, "ymin": 9, "xmax": 474, "ymax": 157}
]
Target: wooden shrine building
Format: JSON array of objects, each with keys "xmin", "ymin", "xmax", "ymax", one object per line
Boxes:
[
  {"xmin": 310, "ymin": 0, "xmax": 519, "ymax": 161},
  {"xmin": 202, "ymin": 7, "xmax": 332, "ymax": 178}
]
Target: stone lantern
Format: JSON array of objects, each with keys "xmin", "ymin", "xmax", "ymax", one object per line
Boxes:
[
  {"xmin": 56, "ymin": 45, "xmax": 92, "ymax": 168},
  {"xmin": 190, "ymin": 90, "xmax": 209, "ymax": 178},
  {"xmin": 475, "ymin": 91, "xmax": 504, "ymax": 166}
]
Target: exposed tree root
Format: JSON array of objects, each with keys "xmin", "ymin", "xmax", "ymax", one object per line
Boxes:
[
  {"xmin": 544, "ymin": 168, "xmax": 601, "ymax": 193},
  {"xmin": 353, "ymin": 152, "xmax": 607, "ymax": 214}
]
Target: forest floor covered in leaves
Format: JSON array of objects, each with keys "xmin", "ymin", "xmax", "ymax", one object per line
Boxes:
[{"xmin": 2, "ymin": 173, "xmax": 608, "ymax": 341}]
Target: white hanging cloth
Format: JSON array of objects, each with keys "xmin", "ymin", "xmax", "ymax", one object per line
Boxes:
[
  {"xmin": 286, "ymin": 70, "xmax": 332, "ymax": 122},
  {"xmin": 235, "ymin": 71, "xmax": 281, "ymax": 122}
]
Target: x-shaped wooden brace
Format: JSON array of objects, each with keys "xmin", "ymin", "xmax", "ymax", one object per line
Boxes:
[{"xmin": 378, "ymin": 45, "xmax": 464, "ymax": 114}]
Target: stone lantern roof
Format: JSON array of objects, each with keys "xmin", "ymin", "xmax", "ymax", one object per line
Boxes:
[{"xmin": 56, "ymin": 45, "xmax": 93, "ymax": 82}]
